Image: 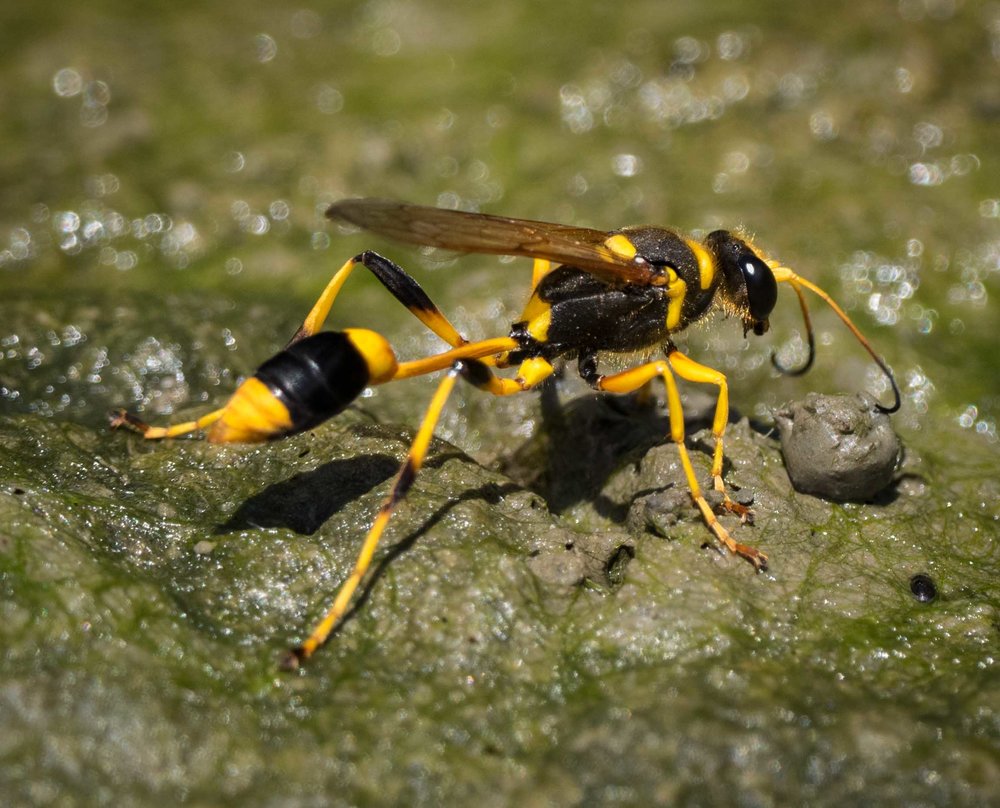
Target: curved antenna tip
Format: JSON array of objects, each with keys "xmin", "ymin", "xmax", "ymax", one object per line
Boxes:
[
  {"xmin": 875, "ymin": 370, "xmax": 902, "ymax": 414},
  {"xmin": 770, "ymin": 335, "xmax": 815, "ymax": 378}
]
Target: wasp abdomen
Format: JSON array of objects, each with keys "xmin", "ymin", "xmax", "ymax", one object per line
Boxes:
[
  {"xmin": 259, "ymin": 332, "xmax": 373, "ymax": 434},
  {"xmin": 209, "ymin": 330, "xmax": 397, "ymax": 444}
]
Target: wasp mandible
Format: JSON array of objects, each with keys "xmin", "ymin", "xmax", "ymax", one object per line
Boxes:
[{"xmin": 113, "ymin": 198, "xmax": 900, "ymax": 668}]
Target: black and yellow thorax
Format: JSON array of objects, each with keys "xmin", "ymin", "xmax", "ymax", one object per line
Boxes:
[{"xmin": 511, "ymin": 226, "xmax": 729, "ymax": 360}]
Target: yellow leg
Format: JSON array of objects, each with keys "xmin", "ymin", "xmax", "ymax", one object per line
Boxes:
[
  {"xmin": 282, "ymin": 345, "xmax": 555, "ymax": 667},
  {"xmin": 597, "ymin": 360, "xmax": 766, "ymax": 570},
  {"xmin": 392, "ymin": 337, "xmax": 519, "ymax": 380},
  {"xmin": 464, "ymin": 355, "xmax": 555, "ymax": 396},
  {"xmin": 282, "ymin": 364, "xmax": 465, "ymax": 669},
  {"xmin": 109, "ymin": 407, "xmax": 225, "ymax": 440},
  {"xmin": 291, "ymin": 251, "xmax": 467, "ymax": 348},
  {"xmin": 291, "ymin": 256, "xmax": 358, "ymax": 343},
  {"xmin": 665, "ymin": 350, "xmax": 751, "ymax": 522}
]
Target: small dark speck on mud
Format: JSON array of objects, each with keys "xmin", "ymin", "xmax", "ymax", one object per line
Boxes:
[{"xmin": 909, "ymin": 572, "xmax": 937, "ymax": 602}]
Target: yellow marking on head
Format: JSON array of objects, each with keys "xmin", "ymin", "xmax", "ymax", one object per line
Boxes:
[
  {"xmin": 603, "ymin": 234, "xmax": 638, "ymax": 260},
  {"xmin": 208, "ymin": 377, "xmax": 293, "ymax": 443},
  {"xmin": 345, "ymin": 328, "xmax": 398, "ymax": 384},
  {"xmin": 686, "ymin": 239, "xmax": 716, "ymax": 290},
  {"xmin": 666, "ymin": 276, "xmax": 687, "ymax": 331}
]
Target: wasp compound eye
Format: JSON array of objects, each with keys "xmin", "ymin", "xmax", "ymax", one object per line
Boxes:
[{"xmin": 739, "ymin": 253, "xmax": 778, "ymax": 323}]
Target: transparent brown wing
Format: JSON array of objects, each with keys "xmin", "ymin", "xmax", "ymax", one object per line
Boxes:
[{"xmin": 326, "ymin": 198, "xmax": 661, "ymax": 285}]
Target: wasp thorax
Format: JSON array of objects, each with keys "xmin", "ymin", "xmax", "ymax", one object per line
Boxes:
[{"xmin": 704, "ymin": 230, "xmax": 778, "ymax": 336}]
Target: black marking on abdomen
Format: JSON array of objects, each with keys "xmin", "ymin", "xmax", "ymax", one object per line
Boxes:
[{"xmin": 255, "ymin": 331, "xmax": 370, "ymax": 436}]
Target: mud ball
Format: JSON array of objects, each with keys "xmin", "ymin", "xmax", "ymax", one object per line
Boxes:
[{"xmin": 774, "ymin": 392, "xmax": 901, "ymax": 501}]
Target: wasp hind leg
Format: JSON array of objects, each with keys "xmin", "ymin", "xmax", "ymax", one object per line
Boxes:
[
  {"xmin": 282, "ymin": 365, "xmax": 464, "ymax": 669},
  {"xmin": 282, "ymin": 342, "xmax": 552, "ymax": 667},
  {"xmin": 110, "ymin": 406, "xmax": 226, "ymax": 440},
  {"xmin": 593, "ymin": 358, "xmax": 767, "ymax": 572},
  {"xmin": 281, "ymin": 352, "xmax": 543, "ymax": 669},
  {"xmin": 289, "ymin": 250, "xmax": 467, "ymax": 349},
  {"xmin": 113, "ymin": 250, "xmax": 468, "ymax": 442}
]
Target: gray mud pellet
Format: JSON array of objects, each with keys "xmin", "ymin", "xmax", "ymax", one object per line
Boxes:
[{"xmin": 774, "ymin": 392, "xmax": 901, "ymax": 501}]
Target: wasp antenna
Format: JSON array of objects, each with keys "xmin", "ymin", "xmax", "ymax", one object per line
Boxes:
[
  {"xmin": 771, "ymin": 278, "xmax": 816, "ymax": 377},
  {"xmin": 772, "ymin": 267, "xmax": 901, "ymax": 414}
]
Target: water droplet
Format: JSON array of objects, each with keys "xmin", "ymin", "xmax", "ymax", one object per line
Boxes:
[
  {"xmin": 52, "ymin": 68, "xmax": 83, "ymax": 98},
  {"xmin": 254, "ymin": 33, "xmax": 278, "ymax": 63},
  {"xmin": 612, "ymin": 153, "xmax": 642, "ymax": 177}
]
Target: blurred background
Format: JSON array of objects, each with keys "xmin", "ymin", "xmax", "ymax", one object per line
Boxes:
[{"xmin": 1, "ymin": 1, "xmax": 998, "ymax": 804}]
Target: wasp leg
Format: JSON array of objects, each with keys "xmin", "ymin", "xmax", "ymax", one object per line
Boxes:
[
  {"xmin": 458, "ymin": 355, "xmax": 555, "ymax": 395},
  {"xmin": 665, "ymin": 350, "xmax": 752, "ymax": 523},
  {"xmin": 392, "ymin": 337, "xmax": 520, "ymax": 380},
  {"xmin": 281, "ymin": 365, "xmax": 464, "ymax": 669},
  {"xmin": 109, "ymin": 406, "xmax": 225, "ymax": 440},
  {"xmin": 595, "ymin": 360, "xmax": 767, "ymax": 571},
  {"xmin": 282, "ymin": 365, "xmax": 464, "ymax": 669},
  {"xmin": 289, "ymin": 251, "xmax": 467, "ymax": 349},
  {"xmin": 282, "ymin": 343, "xmax": 553, "ymax": 668},
  {"xmin": 281, "ymin": 349, "xmax": 551, "ymax": 669},
  {"xmin": 115, "ymin": 251, "xmax": 471, "ymax": 440}
]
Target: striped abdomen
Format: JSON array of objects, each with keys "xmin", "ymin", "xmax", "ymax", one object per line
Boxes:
[{"xmin": 208, "ymin": 329, "xmax": 397, "ymax": 443}]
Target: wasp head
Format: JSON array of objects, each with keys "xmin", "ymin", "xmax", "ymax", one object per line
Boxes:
[{"xmin": 704, "ymin": 230, "xmax": 778, "ymax": 337}]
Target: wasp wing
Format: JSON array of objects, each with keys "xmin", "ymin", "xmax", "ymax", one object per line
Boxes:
[{"xmin": 326, "ymin": 198, "xmax": 660, "ymax": 285}]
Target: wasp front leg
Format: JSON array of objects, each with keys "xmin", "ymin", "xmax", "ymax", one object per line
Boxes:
[
  {"xmin": 585, "ymin": 355, "xmax": 766, "ymax": 571},
  {"xmin": 665, "ymin": 349, "xmax": 753, "ymax": 524}
]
